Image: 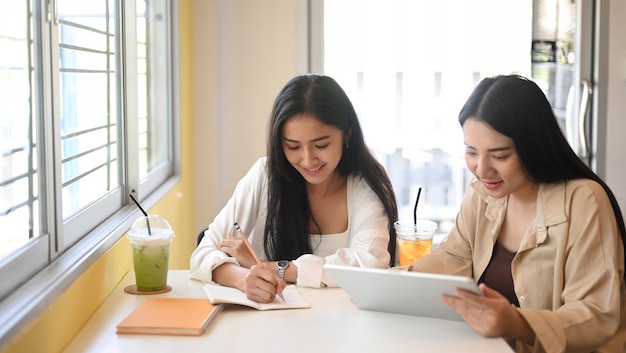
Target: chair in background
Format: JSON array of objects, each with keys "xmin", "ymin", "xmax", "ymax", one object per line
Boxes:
[{"xmin": 197, "ymin": 227, "xmax": 208, "ymax": 246}]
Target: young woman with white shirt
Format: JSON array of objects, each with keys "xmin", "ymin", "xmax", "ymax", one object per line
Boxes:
[{"xmin": 189, "ymin": 74, "xmax": 398, "ymax": 303}]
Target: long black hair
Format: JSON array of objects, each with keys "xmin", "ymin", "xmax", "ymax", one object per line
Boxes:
[
  {"xmin": 459, "ymin": 74, "xmax": 626, "ymax": 278},
  {"xmin": 264, "ymin": 74, "xmax": 398, "ymax": 266}
]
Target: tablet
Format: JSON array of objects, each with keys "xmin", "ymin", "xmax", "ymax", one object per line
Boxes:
[{"xmin": 324, "ymin": 264, "xmax": 480, "ymax": 322}]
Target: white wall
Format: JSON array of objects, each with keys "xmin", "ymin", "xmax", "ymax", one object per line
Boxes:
[{"xmin": 192, "ymin": 0, "xmax": 309, "ymax": 232}]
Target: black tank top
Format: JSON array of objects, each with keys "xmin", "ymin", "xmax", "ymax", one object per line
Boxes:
[{"xmin": 479, "ymin": 241, "xmax": 520, "ymax": 307}]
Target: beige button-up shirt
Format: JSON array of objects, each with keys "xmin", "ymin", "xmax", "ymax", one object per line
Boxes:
[{"xmin": 411, "ymin": 178, "xmax": 626, "ymax": 353}]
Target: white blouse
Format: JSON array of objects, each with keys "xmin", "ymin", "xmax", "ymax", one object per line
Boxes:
[{"xmin": 188, "ymin": 157, "xmax": 391, "ymax": 288}]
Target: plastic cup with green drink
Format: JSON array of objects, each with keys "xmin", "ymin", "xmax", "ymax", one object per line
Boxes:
[{"xmin": 127, "ymin": 215, "xmax": 175, "ymax": 292}]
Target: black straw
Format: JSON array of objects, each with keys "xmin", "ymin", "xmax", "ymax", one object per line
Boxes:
[
  {"xmin": 413, "ymin": 187, "xmax": 422, "ymax": 225},
  {"xmin": 129, "ymin": 194, "xmax": 152, "ymax": 235}
]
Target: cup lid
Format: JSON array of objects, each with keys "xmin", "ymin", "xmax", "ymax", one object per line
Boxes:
[
  {"xmin": 127, "ymin": 215, "xmax": 174, "ymax": 241},
  {"xmin": 394, "ymin": 219, "xmax": 438, "ymax": 231}
]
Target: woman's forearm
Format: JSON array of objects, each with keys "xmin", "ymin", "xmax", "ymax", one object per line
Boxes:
[{"xmin": 212, "ymin": 262, "xmax": 248, "ymax": 291}]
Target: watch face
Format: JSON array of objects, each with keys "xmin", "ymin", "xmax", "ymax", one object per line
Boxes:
[{"xmin": 277, "ymin": 260, "xmax": 288, "ymax": 269}]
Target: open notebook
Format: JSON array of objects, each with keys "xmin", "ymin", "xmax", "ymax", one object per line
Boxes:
[
  {"xmin": 204, "ymin": 284, "xmax": 310, "ymax": 310},
  {"xmin": 324, "ymin": 264, "xmax": 480, "ymax": 322}
]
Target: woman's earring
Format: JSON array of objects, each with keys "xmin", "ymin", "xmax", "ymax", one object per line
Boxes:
[{"xmin": 345, "ymin": 141, "xmax": 349, "ymax": 149}]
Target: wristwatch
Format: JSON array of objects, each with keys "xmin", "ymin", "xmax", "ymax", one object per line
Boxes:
[{"xmin": 276, "ymin": 260, "xmax": 289, "ymax": 280}]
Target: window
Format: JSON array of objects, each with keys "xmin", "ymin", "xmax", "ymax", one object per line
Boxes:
[
  {"xmin": 0, "ymin": 1, "xmax": 37, "ymax": 261},
  {"xmin": 136, "ymin": 0, "xmax": 175, "ymax": 187},
  {"xmin": 322, "ymin": 0, "xmax": 532, "ymax": 236},
  {"xmin": 0, "ymin": 0, "xmax": 178, "ymax": 343}
]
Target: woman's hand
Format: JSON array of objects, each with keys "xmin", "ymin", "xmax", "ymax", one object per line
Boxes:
[
  {"xmin": 243, "ymin": 264, "xmax": 287, "ymax": 303},
  {"xmin": 219, "ymin": 236, "xmax": 257, "ymax": 269},
  {"xmin": 441, "ymin": 283, "xmax": 535, "ymax": 344}
]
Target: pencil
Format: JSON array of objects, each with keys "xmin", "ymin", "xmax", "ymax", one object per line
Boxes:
[
  {"xmin": 233, "ymin": 222, "xmax": 263, "ymax": 265},
  {"xmin": 234, "ymin": 222, "xmax": 285, "ymax": 301}
]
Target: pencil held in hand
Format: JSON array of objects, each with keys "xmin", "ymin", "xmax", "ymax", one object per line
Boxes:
[
  {"xmin": 234, "ymin": 222, "xmax": 285, "ymax": 301},
  {"xmin": 233, "ymin": 222, "xmax": 263, "ymax": 265}
]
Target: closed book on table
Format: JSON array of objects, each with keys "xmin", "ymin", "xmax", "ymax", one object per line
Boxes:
[{"xmin": 116, "ymin": 297, "xmax": 223, "ymax": 336}]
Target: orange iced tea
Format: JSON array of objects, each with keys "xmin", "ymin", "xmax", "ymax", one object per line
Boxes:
[
  {"xmin": 397, "ymin": 237, "xmax": 433, "ymax": 266},
  {"xmin": 394, "ymin": 220, "xmax": 438, "ymax": 267}
]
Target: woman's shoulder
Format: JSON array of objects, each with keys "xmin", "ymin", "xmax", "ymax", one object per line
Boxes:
[
  {"xmin": 564, "ymin": 178, "xmax": 603, "ymax": 191},
  {"xmin": 566, "ymin": 178, "xmax": 612, "ymax": 204},
  {"xmin": 540, "ymin": 179, "xmax": 612, "ymax": 213},
  {"xmin": 542, "ymin": 178, "xmax": 606, "ymax": 199}
]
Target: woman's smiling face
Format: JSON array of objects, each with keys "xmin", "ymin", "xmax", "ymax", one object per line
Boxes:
[
  {"xmin": 462, "ymin": 118, "xmax": 533, "ymax": 198},
  {"xmin": 281, "ymin": 113, "xmax": 345, "ymax": 185}
]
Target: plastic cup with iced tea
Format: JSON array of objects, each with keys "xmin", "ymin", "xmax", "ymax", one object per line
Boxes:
[
  {"xmin": 127, "ymin": 215, "xmax": 175, "ymax": 292},
  {"xmin": 394, "ymin": 220, "xmax": 438, "ymax": 266}
]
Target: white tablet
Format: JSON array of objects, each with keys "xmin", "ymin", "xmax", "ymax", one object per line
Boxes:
[{"xmin": 324, "ymin": 264, "xmax": 480, "ymax": 322}]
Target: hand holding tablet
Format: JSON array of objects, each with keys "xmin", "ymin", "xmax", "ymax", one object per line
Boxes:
[{"xmin": 324, "ymin": 264, "xmax": 480, "ymax": 322}]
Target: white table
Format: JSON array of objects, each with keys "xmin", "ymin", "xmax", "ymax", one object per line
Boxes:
[{"xmin": 63, "ymin": 270, "xmax": 513, "ymax": 353}]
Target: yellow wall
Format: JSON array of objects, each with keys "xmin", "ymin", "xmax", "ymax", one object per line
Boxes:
[
  {"xmin": 0, "ymin": 1, "xmax": 195, "ymax": 353},
  {"xmin": 191, "ymin": 0, "xmax": 306, "ymax": 232}
]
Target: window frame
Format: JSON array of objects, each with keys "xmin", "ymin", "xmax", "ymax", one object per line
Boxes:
[{"xmin": 0, "ymin": 0, "xmax": 181, "ymax": 346}]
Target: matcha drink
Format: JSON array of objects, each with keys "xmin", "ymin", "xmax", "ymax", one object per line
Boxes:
[{"xmin": 127, "ymin": 215, "xmax": 175, "ymax": 292}]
